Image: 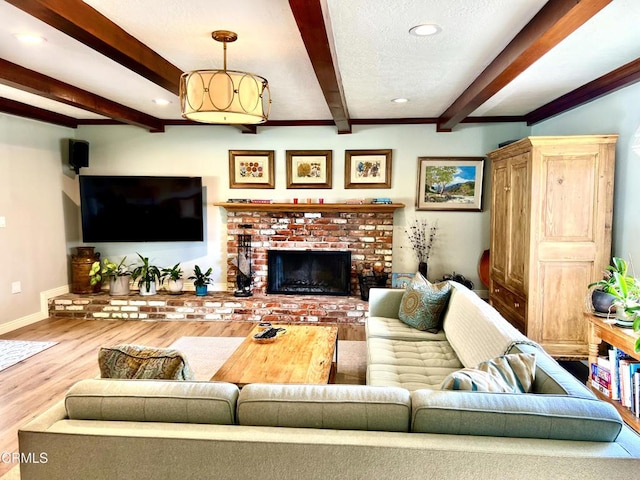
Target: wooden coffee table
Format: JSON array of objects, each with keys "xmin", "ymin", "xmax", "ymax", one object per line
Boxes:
[{"xmin": 211, "ymin": 324, "xmax": 338, "ymax": 387}]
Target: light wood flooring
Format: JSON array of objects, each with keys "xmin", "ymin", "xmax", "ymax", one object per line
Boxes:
[{"xmin": 0, "ymin": 317, "xmax": 365, "ymax": 477}]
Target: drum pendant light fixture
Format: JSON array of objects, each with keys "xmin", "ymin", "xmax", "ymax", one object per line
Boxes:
[{"xmin": 180, "ymin": 30, "xmax": 271, "ymax": 124}]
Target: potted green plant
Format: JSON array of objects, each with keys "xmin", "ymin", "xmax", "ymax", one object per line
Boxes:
[
  {"xmin": 189, "ymin": 265, "xmax": 212, "ymax": 296},
  {"xmin": 89, "ymin": 257, "xmax": 132, "ymax": 296},
  {"xmin": 162, "ymin": 263, "xmax": 184, "ymax": 294},
  {"xmin": 131, "ymin": 253, "xmax": 162, "ymax": 296},
  {"xmin": 589, "ymin": 257, "xmax": 640, "ymax": 327}
]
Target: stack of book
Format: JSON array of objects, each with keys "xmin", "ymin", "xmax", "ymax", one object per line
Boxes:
[{"xmin": 590, "ymin": 347, "xmax": 640, "ymax": 416}]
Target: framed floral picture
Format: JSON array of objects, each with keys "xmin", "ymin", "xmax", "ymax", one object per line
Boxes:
[
  {"xmin": 344, "ymin": 149, "xmax": 392, "ymax": 189},
  {"xmin": 228, "ymin": 150, "xmax": 275, "ymax": 189},
  {"xmin": 416, "ymin": 157, "xmax": 484, "ymax": 211},
  {"xmin": 286, "ymin": 150, "xmax": 332, "ymax": 189}
]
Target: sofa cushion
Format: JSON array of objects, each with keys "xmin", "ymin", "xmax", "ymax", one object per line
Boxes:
[
  {"xmin": 411, "ymin": 389, "xmax": 623, "ymax": 442},
  {"xmin": 366, "ymin": 338, "xmax": 462, "ymax": 391},
  {"xmin": 98, "ymin": 344, "xmax": 194, "ymax": 380},
  {"xmin": 442, "ymin": 282, "xmax": 529, "ymax": 368},
  {"xmin": 367, "ymin": 315, "xmax": 447, "ymax": 342},
  {"xmin": 440, "ymin": 353, "xmax": 536, "ymax": 393},
  {"xmin": 237, "ymin": 384, "xmax": 411, "ymax": 432},
  {"xmin": 398, "ymin": 273, "xmax": 451, "ymax": 332},
  {"xmin": 65, "ymin": 378, "xmax": 239, "ymax": 424}
]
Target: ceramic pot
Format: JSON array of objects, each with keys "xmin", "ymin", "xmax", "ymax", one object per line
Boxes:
[
  {"xmin": 591, "ymin": 289, "xmax": 616, "ymax": 314},
  {"xmin": 109, "ymin": 275, "xmax": 130, "ymax": 296},
  {"xmin": 139, "ymin": 281, "xmax": 157, "ymax": 296},
  {"xmin": 71, "ymin": 246, "xmax": 101, "ymax": 294},
  {"xmin": 195, "ymin": 285, "xmax": 208, "ymax": 296},
  {"xmin": 166, "ymin": 279, "xmax": 184, "ymax": 294}
]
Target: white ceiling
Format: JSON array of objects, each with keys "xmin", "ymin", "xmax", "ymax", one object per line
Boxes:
[{"xmin": 0, "ymin": 0, "xmax": 639, "ymax": 129}]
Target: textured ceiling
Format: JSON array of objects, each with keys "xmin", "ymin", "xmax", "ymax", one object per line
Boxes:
[{"xmin": 0, "ymin": 0, "xmax": 638, "ymax": 131}]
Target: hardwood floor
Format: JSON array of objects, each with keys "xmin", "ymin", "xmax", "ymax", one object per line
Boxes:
[{"xmin": 0, "ymin": 317, "xmax": 365, "ymax": 476}]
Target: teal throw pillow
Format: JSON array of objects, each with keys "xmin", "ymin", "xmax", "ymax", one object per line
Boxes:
[
  {"xmin": 398, "ymin": 272, "xmax": 451, "ymax": 332},
  {"xmin": 440, "ymin": 353, "xmax": 536, "ymax": 393}
]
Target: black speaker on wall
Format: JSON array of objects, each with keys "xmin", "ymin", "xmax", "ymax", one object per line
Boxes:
[{"xmin": 69, "ymin": 139, "xmax": 89, "ymax": 174}]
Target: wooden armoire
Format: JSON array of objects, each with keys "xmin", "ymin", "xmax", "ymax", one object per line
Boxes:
[{"xmin": 487, "ymin": 135, "xmax": 617, "ymax": 359}]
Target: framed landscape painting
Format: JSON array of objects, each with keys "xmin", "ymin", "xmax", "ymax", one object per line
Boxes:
[
  {"xmin": 286, "ymin": 150, "xmax": 332, "ymax": 189},
  {"xmin": 345, "ymin": 149, "xmax": 392, "ymax": 189},
  {"xmin": 416, "ymin": 157, "xmax": 484, "ymax": 211},
  {"xmin": 229, "ymin": 150, "xmax": 275, "ymax": 189}
]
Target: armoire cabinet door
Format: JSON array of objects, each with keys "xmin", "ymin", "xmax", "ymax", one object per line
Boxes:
[
  {"xmin": 490, "ymin": 159, "xmax": 509, "ymax": 285},
  {"xmin": 505, "ymin": 154, "xmax": 529, "ymax": 293}
]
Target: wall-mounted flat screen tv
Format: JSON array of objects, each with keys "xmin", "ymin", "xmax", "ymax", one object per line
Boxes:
[{"xmin": 79, "ymin": 175, "xmax": 204, "ymax": 242}]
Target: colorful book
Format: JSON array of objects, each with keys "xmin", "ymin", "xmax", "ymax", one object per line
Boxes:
[{"xmin": 590, "ymin": 363, "xmax": 611, "ymax": 389}]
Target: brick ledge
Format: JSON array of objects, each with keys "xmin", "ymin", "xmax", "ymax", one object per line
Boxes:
[{"xmin": 49, "ymin": 291, "xmax": 369, "ymax": 324}]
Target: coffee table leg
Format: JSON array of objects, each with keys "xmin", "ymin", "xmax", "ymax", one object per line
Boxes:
[{"xmin": 328, "ymin": 334, "xmax": 338, "ymax": 384}]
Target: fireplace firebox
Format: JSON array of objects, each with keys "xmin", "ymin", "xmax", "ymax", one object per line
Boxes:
[{"xmin": 267, "ymin": 250, "xmax": 351, "ymax": 296}]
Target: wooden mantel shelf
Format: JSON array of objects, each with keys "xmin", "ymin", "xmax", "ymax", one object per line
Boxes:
[{"xmin": 213, "ymin": 202, "xmax": 405, "ymax": 213}]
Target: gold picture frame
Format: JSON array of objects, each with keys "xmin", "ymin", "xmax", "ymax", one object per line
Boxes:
[
  {"xmin": 286, "ymin": 150, "xmax": 332, "ymax": 189},
  {"xmin": 344, "ymin": 149, "xmax": 392, "ymax": 189},
  {"xmin": 416, "ymin": 156, "xmax": 484, "ymax": 211},
  {"xmin": 228, "ymin": 150, "xmax": 275, "ymax": 189}
]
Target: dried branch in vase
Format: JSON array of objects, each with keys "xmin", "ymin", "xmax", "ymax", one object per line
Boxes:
[{"xmin": 405, "ymin": 219, "xmax": 438, "ymax": 263}]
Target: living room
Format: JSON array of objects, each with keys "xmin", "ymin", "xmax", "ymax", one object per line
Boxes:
[{"xmin": 1, "ymin": 0, "xmax": 640, "ymax": 478}]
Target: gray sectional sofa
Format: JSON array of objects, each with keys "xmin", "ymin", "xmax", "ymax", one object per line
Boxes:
[{"xmin": 18, "ymin": 283, "xmax": 640, "ymax": 479}]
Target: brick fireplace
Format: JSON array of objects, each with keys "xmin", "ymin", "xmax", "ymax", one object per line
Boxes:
[
  {"xmin": 221, "ymin": 203, "xmax": 403, "ymax": 296},
  {"xmin": 48, "ymin": 203, "xmax": 404, "ymax": 325}
]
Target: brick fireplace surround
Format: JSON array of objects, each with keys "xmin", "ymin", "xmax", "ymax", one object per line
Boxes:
[{"xmin": 49, "ymin": 203, "xmax": 404, "ymax": 326}]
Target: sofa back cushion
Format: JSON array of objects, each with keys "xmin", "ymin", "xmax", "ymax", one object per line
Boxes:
[
  {"xmin": 238, "ymin": 384, "xmax": 411, "ymax": 432},
  {"xmin": 65, "ymin": 379, "xmax": 239, "ymax": 424},
  {"xmin": 411, "ymin": 389, "xmax": 623, "ymax": 442},
  {"xmin": 442, "ymin": 282, "xmax": 529, "ymax": 367}
]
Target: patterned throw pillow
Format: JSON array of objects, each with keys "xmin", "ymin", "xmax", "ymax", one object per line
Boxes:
[
  {"xmin": 440, "ymin": 353, "xmax": 536, "ymax": 393},
  {"xmin": 98, "ymin": 344, "xmax": 194, "ymax": 380},
  {"xmin": 398, "ymin": 273, "xmax": 452, "ymax": 332}
]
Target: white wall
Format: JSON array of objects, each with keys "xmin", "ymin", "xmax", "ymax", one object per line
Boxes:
[
  {"xmin": 532, "ymin": 82, "xmax": 640, "ymax": 269},
  {"xmin": 76, "ymin": 122, "xmax": 530, "ymax": 291},
  {"xmin": 0, "ymin": 114, "xmax": 75, "ymax": 328}
]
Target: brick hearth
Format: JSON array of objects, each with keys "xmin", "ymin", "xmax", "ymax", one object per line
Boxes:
[{"xmin": 48, "ymin": 291, "xmax": 368, "ymax": 325}]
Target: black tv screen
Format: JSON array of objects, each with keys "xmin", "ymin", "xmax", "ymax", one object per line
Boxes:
[{"xmin": 79, "ymin": 175, "xmax": 204, "ymax": 242}]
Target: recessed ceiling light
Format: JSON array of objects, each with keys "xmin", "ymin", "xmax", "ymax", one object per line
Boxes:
[
  {"xmin": 14, "ymin": 33, "xmax": 46, "ymax": 44},
  {"xmin": 392, "ymin": 98, "xmax": 409, "ymax": 103},
  {"xmin": 409, "ymin": 24, "xmax": 441, "ymax": 37},
  {"xmin": 152, "ymin": 98, "xmax": 171, "ymax": 106}
]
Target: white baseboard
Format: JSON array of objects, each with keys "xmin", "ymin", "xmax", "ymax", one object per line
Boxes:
[{"xmin": 0, "ymin": 285, "xmax": 70, "ymax": 335}]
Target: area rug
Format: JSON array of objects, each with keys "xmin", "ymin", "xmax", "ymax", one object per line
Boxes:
[
  {"xmin": 0, "ymin": 340, "xmax": 58, "ymax": 373},
  {"xmin": 169, "ymin": 336, "xmax": 366, "ymax": 384}
]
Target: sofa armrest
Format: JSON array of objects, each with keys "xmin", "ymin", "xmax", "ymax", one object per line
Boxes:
[
  {"xmin": 368, "ymin": 288, "xmax": 404, "ymax": 318},
  {"xmin": 411, "ymin": 389, "xmax": 623, "ymax": 442},
  {"xmin": 19, "ymin": 400, "xmax": 68, "ymax": 433}
]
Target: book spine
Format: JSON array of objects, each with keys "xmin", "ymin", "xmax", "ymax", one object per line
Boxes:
[
  {"xmin": 590, "ymin": 378, "xmax": 612, "ymax": 398},
  {"xmin": 609, "ymin": 348, "xmax": 621, "ymax": 401},
  {"xmin": 590, "ymin": 363, "xmax": 611, "ymax": 388}
]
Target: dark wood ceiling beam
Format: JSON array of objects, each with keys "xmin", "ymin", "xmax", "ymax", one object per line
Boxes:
[
  {"xmin": 526, "ymin": 57, "xmax": 640, "ymax": 125},
  {"xmin": 7, "ymin": 0, "xmax": 258, "ymax": 134},
  {"xmin": 0, "ymin": 97, "xmax": 79, "ymax": 128},
  {"xmin": 0, "ymin": 58, "xmax": 164, "ymax": 132},
  {"xmin": 436, "ymin": 0, "xmax": 612, "ymax": 132},
  {"xmin": 5, "ymin": 0, "xmax": 183, "ymax": 95},
  {"xmin": 289, "ymin": 0, "xmax": 351, "ymax": 134}
]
